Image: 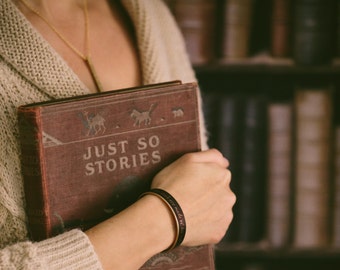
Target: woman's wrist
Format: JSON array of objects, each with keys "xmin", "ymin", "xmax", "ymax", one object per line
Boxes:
[
  {"xmin": 85, "ymin": 193, "xmax": 176, "ymax": 269},
  {"xmin": 140, "ymin": 188, "xmax": 186, "ymax": 251},
  {"xmin": 136, "ymin": 193, "xmax": 177, "ymax": 253}
]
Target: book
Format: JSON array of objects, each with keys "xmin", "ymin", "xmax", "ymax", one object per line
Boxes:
[
  {"xmin": 266, "ymin": 103, "xmax": 293, "ymax": 247},
  {"xmin": 337, "ymin": 0, "xmax": 340, "ymax": 58},
  {"xmin": 17, "ymin": 81, "xmax": 215, "ymax": 269},
  {"xmin": 293, "ymin": 88, "xmax": 333, "ymax": 248},
  {"xmin": 332, "ymin": 127, "xmax": 340, "ymax": 247},
  {"xmin": 217, "ymin": 95, "xmax": 245, "ymax": 242},
  {"xmin": 237, "ymin": 95, "xmax": 268, "ymax": 243},
  {"xmin": 172, "ymin": 0, "xmax": 216, "ymax": 65},
  {"xmin": 292, "ymin": 0, "xmax": 335, "ymax": 65},
  {"xmin": 220, "ymin": 0, "xmax": 254, "ymax": 60},
  {"xmin": 215, "ymin": 94, "xmax": 269, "ymax": 244},
  {"xmin": 270, "ymin": 0, "xmax": 292, "ymax": 58}
]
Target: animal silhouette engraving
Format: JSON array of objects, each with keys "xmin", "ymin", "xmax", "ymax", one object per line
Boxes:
[
  {"xmin": 82, "ymin": 111, "xmax": 106, "ymax": 136},
  {"xmin": 130, "ymin": 103, "xmax": 157, "ymax": 127},
  {"xmin": 172, "ymin": 108, "xmax": 184, "ymax": 118}
]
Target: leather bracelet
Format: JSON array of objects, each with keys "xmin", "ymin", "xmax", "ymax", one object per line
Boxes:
[{"xmin": 140, "ymin": 188, "xmax": 186, "ymax": 251}]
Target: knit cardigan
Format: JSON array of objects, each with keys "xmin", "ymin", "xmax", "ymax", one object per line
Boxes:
[{"xmin": 0, "ymin": 0, "xmax": 208, "ymax": 269}]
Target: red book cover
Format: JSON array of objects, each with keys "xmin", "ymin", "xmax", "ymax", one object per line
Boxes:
[
  {"xmin": 17, "ymin": 81, "xmax": 214, "ymax": 269},
  {"xmin": 270, "ymin": 0, "xmax": 292, "ymax": 57},
  {"xmin": 173, "ymin": 0, "xmax": 216, "ymax": 65}
]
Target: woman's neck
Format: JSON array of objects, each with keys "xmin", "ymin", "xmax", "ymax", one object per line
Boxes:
[
  {"xmin": 15, "ymin": 0, "xmax": 86, "ymax": 20},
  {"xmin": 13, "ymin": 0, "xmax": 142, "ymax": 92}
]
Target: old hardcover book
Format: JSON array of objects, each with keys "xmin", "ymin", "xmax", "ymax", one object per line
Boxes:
[
  {"xmin": 266, "ymin": 103, "xmax": 293, "ymax": 247},
  {"xmin": 270, "ymin": 0, "xmax": 292, "ymax": 58},
  {"xmin": 293, "ymin": 88, "xmax": 333, "ymax": 248},
  {"xmin": 237, "ymin": 95, "xmax": 268, "ymax": 243},
  {"xmin": 17, "ymin": 81, "xmax": 215, "ymax": 269},
  {"xmin": 173, "ymin": 0, "xmax": 216, "ymax": 65},
  {"xmin": 337, "ymin": 1, "xmax": 340, "ymax": 58},
  {"xmin": 293, "ymin": 0, "xmax": 335, "ymax": 65},
  {"xmin": 217, "ymin": 95, "xmax": 244, "ymax": 243},
  {"xmin": 332, "ymin": 127, "xmax": 340, "ymax": 247},
  {"xmin": 220, "ymin": 0, "xmax": 254, "ymax": 60}
]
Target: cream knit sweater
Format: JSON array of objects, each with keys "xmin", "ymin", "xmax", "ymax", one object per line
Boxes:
[{"xmin": 0, "ymin": 0, "xmax": 207, "ymax": 269}]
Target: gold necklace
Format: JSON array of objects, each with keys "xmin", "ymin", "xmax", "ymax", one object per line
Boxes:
[{"xmin": 20, "ymin": 0, "xmax": 104, "ymax": 92}]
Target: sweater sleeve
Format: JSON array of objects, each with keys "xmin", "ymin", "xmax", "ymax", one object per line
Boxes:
[
  {"xmin": 0, "ymin": 109, "xmax": 103, "ymax": 269},
  {"xmin": 0, "ymin": 230, "xmax": 103, "ymax": 270},
  {"xmin": 0, "ymin": 65, "xmax": 102, "ymax": 269}
]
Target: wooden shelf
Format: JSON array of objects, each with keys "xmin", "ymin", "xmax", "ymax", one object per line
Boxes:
[
  {"xmin": 195, "ymin": 57, "xmax": 340, "ymax": 97},
  {"xmin": 194, "ymin": 55, "xmax": 340, "ymax": 75},
  {"xmin": 215, "ymin": 242, "xmax": 340, "ymax": 260},
  {"xmin": 214, "ymin": 243, "xmax": 340, "ymax": 270}
]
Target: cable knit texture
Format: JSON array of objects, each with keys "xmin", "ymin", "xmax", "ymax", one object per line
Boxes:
[{"xmin": 0, "ymin": 0, "xmax": 207, "ymax": 268}]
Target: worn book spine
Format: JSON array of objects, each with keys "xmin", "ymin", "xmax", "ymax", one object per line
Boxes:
[
  {"xmin": 173, "ymin": 0, "xmax": 216, "ymax": 65},
  {"xmin": 293, "ymin": 0, "xmax": 335, "ymax": 65},
  {"xmin": 293, "ymin": 88, "xmax": 333, "ymax": 248},
  {"xmin": 270, "ymin": 0, "xmax": 292, "ymax": 58},
  {"xmin": 221, "ymin": 0, "xmax": 254, "ymax": 59},
  {"xmin": 266, "ymin": 103, "xmax": 293, "ymax": 247},
  {"xmin": 332, "ymin": 127, "xmax": 340, "ymax": 247},
  {"xmin": 337, "ymin": 1, "xmax": 340, "ymax": 57},
  {"xmin": 19, "ymin": 108, "xmax": 51, "ymax": 239},
  {"xmin": 218, "ymin": 95, "xmax": 244, "ymax": 242},
  {"xmin": 237, "ymin": 96, "xmax": 268, "ymax": 243}
]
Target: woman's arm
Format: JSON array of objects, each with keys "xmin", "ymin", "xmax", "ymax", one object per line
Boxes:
[{"xmin": 86, "ymin": 148, "xmax": 235, "ymax": 270}]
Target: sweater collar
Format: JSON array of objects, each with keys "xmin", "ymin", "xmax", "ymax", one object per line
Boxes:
[
  {"xmin": 0, "ymin": 0, "xmax": 94, "ymax": 99},
  {"xmin": 0, "ymin": 0, "xmax": 162, "ymax": 99}
]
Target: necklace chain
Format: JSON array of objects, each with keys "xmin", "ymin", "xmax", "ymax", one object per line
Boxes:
[{"xmin": 20, "ymin": 0, "xmax": 104, "ymax": 92}]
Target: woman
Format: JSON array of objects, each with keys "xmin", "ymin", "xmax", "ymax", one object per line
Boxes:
[{"xmin": 0, "ymin": 0, "xmax": 236, "ymax": 269}]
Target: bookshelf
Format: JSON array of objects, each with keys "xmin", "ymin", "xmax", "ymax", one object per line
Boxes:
[
  {"xmin": 195, "ymin": 60, "xmax": 340, "ymax": 270},
  {"xmin": 196, "ymin": 60, "xmax": 340, "ymax": 104},
  {"xmin": 165, "ymin": 0, "xmax": 340, "ymax": 269}
]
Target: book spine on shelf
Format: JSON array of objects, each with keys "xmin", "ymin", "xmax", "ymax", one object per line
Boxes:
[
  {"xmin": 237, "ymin": 95, "xmax": 268, "ymax": 243},
  {"xmin": 173, "ymin": 0, "xmax": 216, "ymax": 65},
  {"xmin": 270, "ymin": 0, "xmax": 292, "ymax": 58},
  {"xmin": 292, "ymin": 0, "xmax": 335, "ymax": 65},
  {"xmin": 221, "ymin": 0, "xmax": 254, "ymax": 59},
  {"xmin": 266, "ymin": 103, "xmax": 293, "ymax": 247},
  {"xmin": 293, "ymin": 88, "xmax": 333, "ymax": 248},
  {"xmin": 332, "ymin": 127, "xmax": 340, "ymax": 247},
  {"xmin": 337, "ymin": 0, "xmax": 340, "ymax": 57},
  {"xmin": 218, "ymin": 95, "xmax": 245, "ymax": 242}
]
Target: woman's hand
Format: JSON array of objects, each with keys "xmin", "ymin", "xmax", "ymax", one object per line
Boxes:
[
  {"xmin": 151, "ymin": 148, "xmax": 236, "ymax": 247},
  {"xmin": 86, "ymin": 148, "xmax": 235, "ymax": 270}
]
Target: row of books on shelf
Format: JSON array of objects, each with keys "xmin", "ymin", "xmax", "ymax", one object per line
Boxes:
[
  {"xmin": 203, "ymin": 86, "xmax": 340, "ymax": 249},
  {"xmin": 165, "ymin": 0, "xmax": 340, "ymax": 66}
]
